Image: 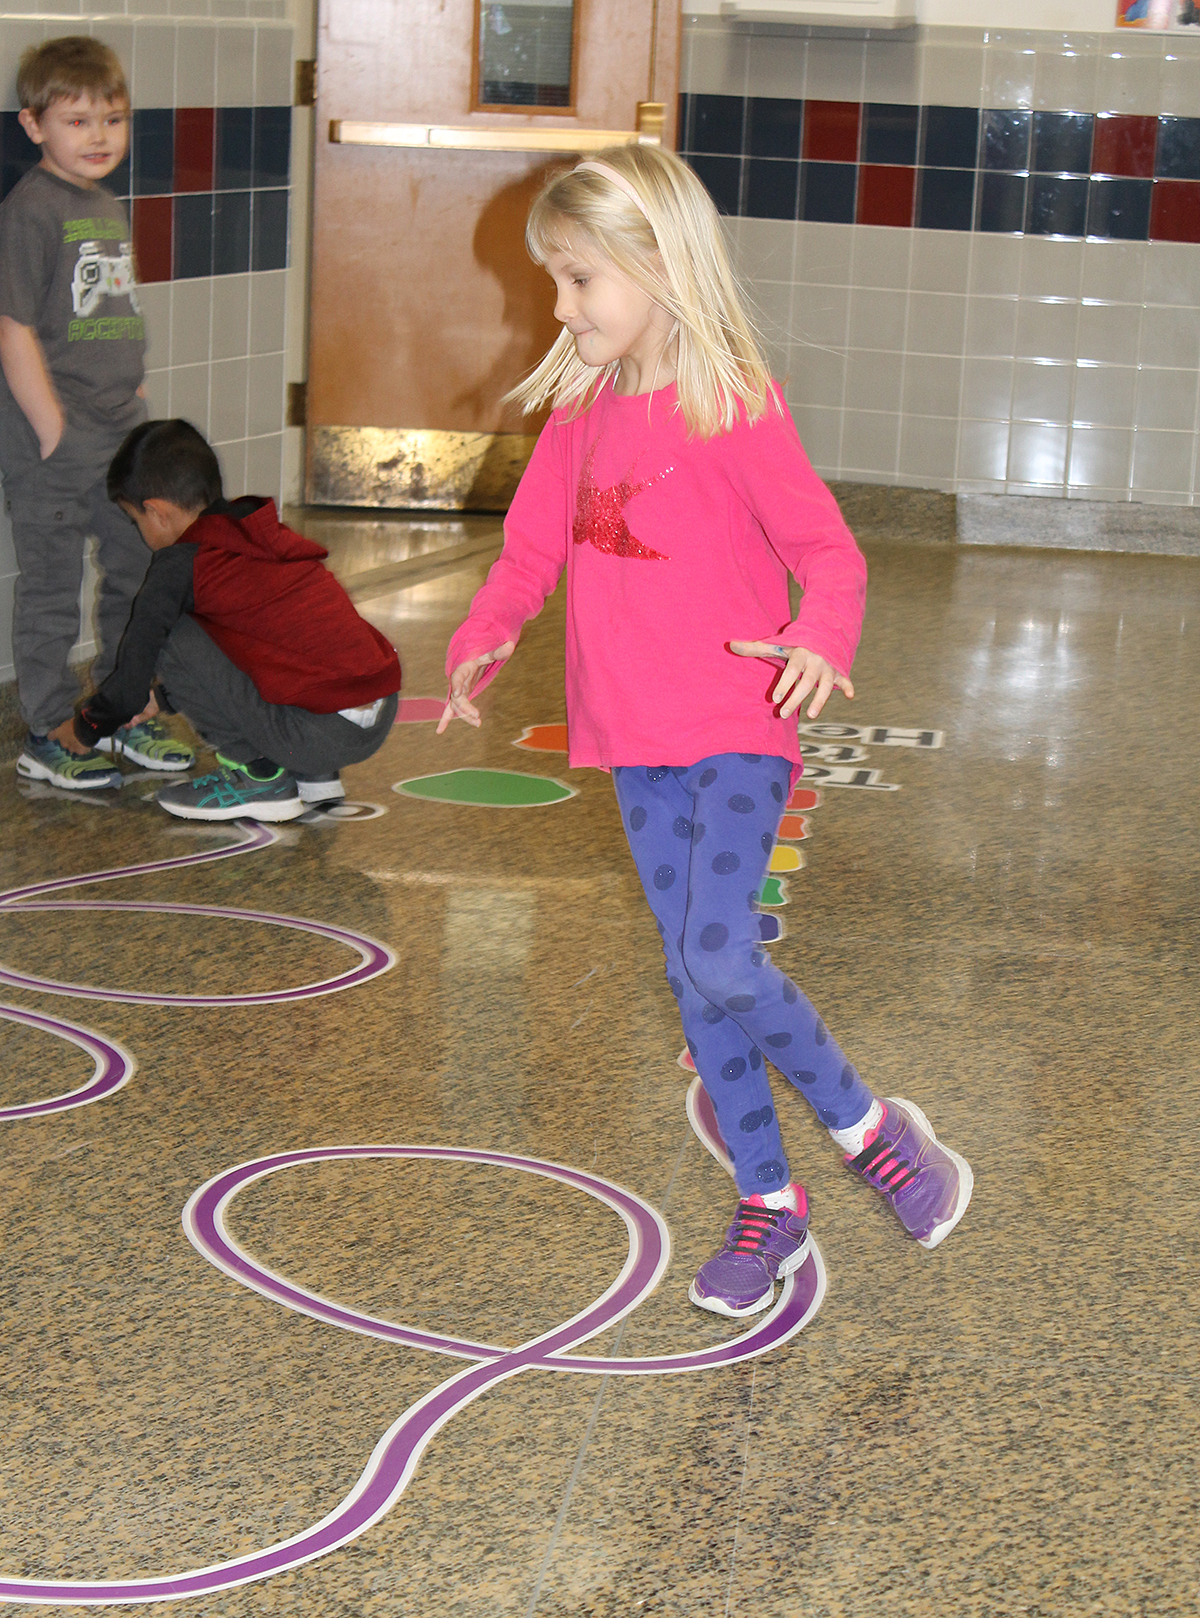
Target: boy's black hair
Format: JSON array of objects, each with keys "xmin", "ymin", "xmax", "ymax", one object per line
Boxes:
[
  {"xmin": 18, "ymin": 36, "xmax": 128, "ymax": 118},
  {"xmin": 108, "ymin": 419, "xmax": 224, "ymax": 512}
]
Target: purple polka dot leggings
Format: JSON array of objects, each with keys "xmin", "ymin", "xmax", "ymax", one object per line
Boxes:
[{"xmin": 612, "ymin": 753, "xmax": 875, "ymax": 1198}]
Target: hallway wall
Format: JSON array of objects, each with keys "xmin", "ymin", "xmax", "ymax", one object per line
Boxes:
[{"xmin": 680, "ymin": 18, "xmax": 1200, "ymax": 503}]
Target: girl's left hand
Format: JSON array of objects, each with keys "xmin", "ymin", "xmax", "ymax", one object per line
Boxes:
[{"xmin": 729, "ymin": 640, "xmax": 854, "ymax": 719}]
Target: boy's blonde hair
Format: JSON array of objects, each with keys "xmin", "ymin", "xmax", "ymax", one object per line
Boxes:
[
  {"xmin": 18, "ymin": 36, "xmax": 128, "ymax": 118},
  {"xmin": 509, "ymin": 143, "xmax": 775, "ymax": 439}
]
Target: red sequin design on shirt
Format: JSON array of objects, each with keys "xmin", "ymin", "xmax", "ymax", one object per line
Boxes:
[{"xmin": 572, "ymin": 443, "xmax": 671, "ymax": 561}]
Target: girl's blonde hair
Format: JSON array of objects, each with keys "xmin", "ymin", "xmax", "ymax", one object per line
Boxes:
[{"xmin": 508, "ymin": 143, "xmax": 775, "ymax": 438}]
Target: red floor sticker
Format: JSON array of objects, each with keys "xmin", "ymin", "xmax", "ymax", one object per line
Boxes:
[
  {"xmin": 513, "ymin": 723, "xmax": 569, "ymax": 752},
  {"xmin": 394, "ymin": 697, "xmax": 447, "ymax": 723}
]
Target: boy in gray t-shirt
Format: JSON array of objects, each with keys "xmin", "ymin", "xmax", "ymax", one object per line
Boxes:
[{"xmin": 0, "ymin": 35, "xmax": 194, "ymax": 789}]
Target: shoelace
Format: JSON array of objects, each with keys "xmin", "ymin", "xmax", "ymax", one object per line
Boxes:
[
  {"xmin": 725, "ymin": 1201, "xmax": 793, "ymax": 1255},
  {"xmin": 849, "ymin": 1133, "xmax": 918, "ymax": 1193}
]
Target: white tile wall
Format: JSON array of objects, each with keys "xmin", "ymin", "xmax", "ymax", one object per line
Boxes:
[{"xmin": 692, "ymin": 19, "xmax": 1200, "ymax": 506}]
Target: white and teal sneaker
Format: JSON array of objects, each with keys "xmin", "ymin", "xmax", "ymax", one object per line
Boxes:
[
  {"xmin": 96, "ymin": 717, "xmax": 194, "ymax": 772},
  {"xmin": 156, "ymin": 755, "xmax": 303, "ymax": 822},
  {"xmin": 17, "ymin": 732, "xmax": 123, "ymax": 791}
]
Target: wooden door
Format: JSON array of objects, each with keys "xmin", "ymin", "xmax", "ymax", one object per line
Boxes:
[{"xmin": 306, "ymin": 0, "xmax": 679, "ymax": 508}]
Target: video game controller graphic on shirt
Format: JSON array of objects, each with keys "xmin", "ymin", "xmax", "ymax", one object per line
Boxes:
[{"xmin": 71, "ymin": 240, "xmax": 140, "ymax": 318}]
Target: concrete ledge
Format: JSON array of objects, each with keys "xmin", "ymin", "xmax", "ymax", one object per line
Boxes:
[{"xmin": 959, "ymin": 494, "xmax": 1200, "ymax": 557}]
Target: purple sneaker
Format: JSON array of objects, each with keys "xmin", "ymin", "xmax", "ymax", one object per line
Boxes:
[
  {"xmin": 846, "ymin": 1097, "xmax": 973, "ymax": 1249},
  {"xmin": 689, "ymin": 1185, "xmax": 810, "ymax": 1319}
]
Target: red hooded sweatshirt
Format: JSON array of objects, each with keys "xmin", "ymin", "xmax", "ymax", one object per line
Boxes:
[{"xmin": 186, "ymin": 501, "xmax": 400, "ymax": 712}]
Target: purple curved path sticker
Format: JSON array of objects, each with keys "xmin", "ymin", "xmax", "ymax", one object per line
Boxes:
[
  {"xmin": 0, "ymin": 821, "xmax": 395, "ymax": 1008},
  {"xmin": 0, "ymin": 1003, "xmax": 134, "ymax": 1121},
  {"xmin": 0, "ymin": 1146, "xmax": 825, "ymax": 1605}
]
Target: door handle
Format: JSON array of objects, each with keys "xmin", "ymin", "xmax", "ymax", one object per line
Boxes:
[{"xmin": 330, "ymin": 107, "xmax": 664, "ymax": 153}]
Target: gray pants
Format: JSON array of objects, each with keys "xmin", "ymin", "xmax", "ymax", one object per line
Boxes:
[
  {"xmin": 157, "ymin": 616, "xmax": 397, "ymax": 781},
  {"xmin": 2, "ymin": 406, "xmax": 150, "ymax": 734}
]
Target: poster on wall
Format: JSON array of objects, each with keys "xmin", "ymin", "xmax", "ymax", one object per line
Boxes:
[{"xmin": 1116, "ymin": 0, "xmax": 1199, "ymax": 25}]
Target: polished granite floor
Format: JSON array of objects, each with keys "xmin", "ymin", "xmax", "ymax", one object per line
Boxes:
[{"xmin": 1, "ymin": 518, "xmax": 1198, "ymax": 1617}]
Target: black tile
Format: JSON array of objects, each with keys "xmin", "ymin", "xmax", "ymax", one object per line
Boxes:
[
  {"xmin": 982, "ymin": 108, "xmax": 1031, "ymax": 171},
  {"xmin": 1027, "ymin": 173, "xmax": 1089, "ymax": 235},
  {"xmin": 251, "ymin": 188, "xmax": 289, "ymax": 271},
  {"xmin": 686, "ymin": 153, "xmax": 741, "ymax": 216},
  {"xmin": 106, "ymin": 151, "xmax": 131, "ymax": 200},
  {"xmin": 173, "ymin": 191, "xmax": 213, "ymax": 278},
  {"xmin": 0, "ymin": 110, "xmax": 37, "ymax": 201},
  {"xmin": 923, "ymin": 105, "xmax": 980, "ymax": 169},
  {"xmin": 862, "ymin": 102, "xmax": 918, "ymax": 165},
  {"xmin": 744, "ymin": 157, "xmax": 799, "ymax": 219},
  {"xmin": 1087, "ymin": 176, "xmax": 1152, "ymax": 240},
  {"xmin": 690, "ymin": 94, "xmax": 744, "ymax": 156},
  {"xmin": 747, "ymin": 97, "xmax": 802, "ymax": 160},
  {"xmin": 252, "ymin": 106, "xmax": 291, "ymax": 189},
  {"xmin": 978, "ymin": 171, "xmax": 1027, "ymax": 233},
  {"xmin": 1031, "ymin": 111, "xmax": 1094, "ymax": 175},
  {"xmin": 213, "ymin": 188, "xmax": 251, "ymax": 274},
  {"xmin": 1156, "ymin": 115, "xmax": 1200, "ymax": 179},
  {"xmin": 215, "ymin": 106, "xmax": 254, "ymax": 191},
  {"xmin": 800, "ymin": 161, "xmax": 856, "ymax": 223},
  {"xmin": 917, "ymin": 166, "xmax": 975, "ymax": 230},
  {"xmin": 678, "ymin": 92, "xmax": 691, "ymax": 151},
  {"xmin": 132, "ymin": 107, "xmax": 174, "ymax": 197}
]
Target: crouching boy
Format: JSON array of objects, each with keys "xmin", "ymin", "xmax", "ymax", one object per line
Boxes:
[{"xmin": 72, "ymin": 418, "xmax": 401, "ymax": 821}]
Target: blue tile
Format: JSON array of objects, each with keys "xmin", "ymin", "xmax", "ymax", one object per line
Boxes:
[
  {"xmin": 744, "ymin": 158, "xmax": 799, "ymax": 219},
  {"xmin": 132, "ymin": 107, "xmax": 174, "ymax": 197},
  {"xmin": 800, "ymin": 161, "xmax": 856, "ymax": 223},
  {"xmin": 690, "ymin": 94, "xmax": 744, "ymax": 156},
  {"xmin": 0, "ymin": 111, "xmax": 37, "ymax": 202},
  {"xmin": 917, "ymin": 167, "xmax": 975, "ymax": 230},
  {"xmin": 978, "ymin": 171, "xmax": 1027, "ymax": 233},
  {"xmin": 1156, "ymin": 115, "xmax": 1200, "ymax": 179},
  {"xmin": 213, "ymin": 189, "xmax": 251, "ymax": 274},
  {"xmin": 923, "ymin": 105, "xmax": 980, "ymax": 169},
  {"xmin": 216, "ymin": 106, "xmax": 254, "ymax": 191},
  {"xmin": 251, "ymin": 188, "xmax": 289, "ymax": 271},
  {"xmin": 1031, "ymin": 111, "xmax": 1094, "ymax": 175},
  {"xmin": 106, "ymin": 151, "xmax": 131, "ymax": 200},
  {"xmin": 252, "ymin": 106, "xmax": 291, "ymax": 189},
  {"xmin": 1086, "ymin": 176, "xmax": 1151, "ymax": 240},
  {"xmin": 863, "ymin": 103, "xmax": 918, "ymax": 165},
  {"xmin": 686, "ymin": 153, "xmax": 741, "ymax": 215},
  {"xmin": 1027, "ymin": 173, "xmax": 1089, "ymax": 235},
  {"xmin": 747, "ymin": 97, "xmax": 802, "ymax": 160},
  {"xmin": 173, "ymin": 192, "xmax": 213, "ymax": 278},
  {"xmin": 982, "ymin": 109, "xmax": 1031, "ymax": 171}
]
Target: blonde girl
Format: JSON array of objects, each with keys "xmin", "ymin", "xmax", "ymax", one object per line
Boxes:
[{"xmin": 439, "ymin": 144, "xmax": 971, "ymax": 1317}]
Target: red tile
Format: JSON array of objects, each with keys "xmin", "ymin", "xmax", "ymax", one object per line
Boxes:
[
  {"xmin": 803, "ymin": 101, "xmax": 860, "ymax": 164},
  {"xmin": 133, "ymin": 194, "xmax": 173, "ymax": 283},
  {"xmin": 1150, "ymin": 178, "xmax": 1200, "ymax": 242},
  {"xmin": 856, "ymin": 163, "xmax": 915, "ymax": 226},
  {"xmin": 174, "ymin": 107, "xmax": 214, "ymax": 192},
  {"xmin": 1092, "ymin": 113, "xmax": 1157, "ymax": 178}
]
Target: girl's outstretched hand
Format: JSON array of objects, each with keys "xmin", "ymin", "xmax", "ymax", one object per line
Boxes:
[
  {"xmin": 729, "ymin": 641, "xmax": 854, "ymax": 719},
  {"xmin": 436, "ymin": 642, "xmax": 517, "ymax": 733}
]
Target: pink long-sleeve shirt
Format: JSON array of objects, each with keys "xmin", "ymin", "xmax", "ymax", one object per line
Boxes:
[{"xmin": 446, "ymin": 380, "xmax": 867, "ymax": 771}]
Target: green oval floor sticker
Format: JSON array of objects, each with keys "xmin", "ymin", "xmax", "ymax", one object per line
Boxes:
[{"xmin": 392, "ymin": 768, "xmax": 577, "ymax": 807}]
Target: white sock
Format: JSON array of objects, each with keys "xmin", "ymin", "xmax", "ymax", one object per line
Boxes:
[
  {"xmin": 757, "ymin": 1183, "xmax": 800, "ymax": 1212},
  {"xmin": 829, "ymin": 1098, "xmax": 884, "ymax": 1155}
]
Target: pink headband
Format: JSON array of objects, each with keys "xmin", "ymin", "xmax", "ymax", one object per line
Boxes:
[{"xmin": 573, "ymin": 159, "xmax": 651, "ymax": 221}]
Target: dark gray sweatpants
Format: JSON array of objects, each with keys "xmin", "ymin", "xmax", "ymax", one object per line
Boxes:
[
  {"xmin": 157, "ymin": 616, "xmax": 397, "ymax": 781},
  {"xmin": 2, "ymin": 407, "xmax": 150, "ymax": 735}
]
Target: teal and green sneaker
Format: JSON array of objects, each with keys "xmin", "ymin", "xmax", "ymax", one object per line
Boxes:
[
  {"xmin": 96, "ymin": 717, "xmax": 194, "ymax": 772},
  {"xmin": 17, "ymin": 732, "xmax": 123, "ymax": 792},
  {"xmin": 155, "ymin": 755, "xmax": 303, "ymax": 822}
]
